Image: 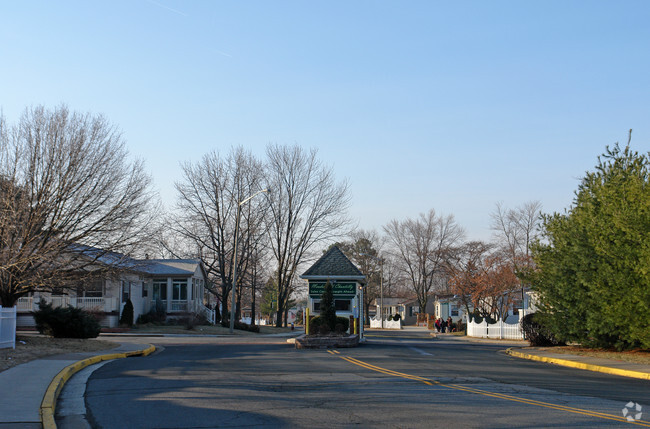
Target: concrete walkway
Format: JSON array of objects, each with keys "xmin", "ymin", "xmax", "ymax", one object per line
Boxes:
[{"xmin": 0, "ymin": 342, "xmax": 154, "ymax": 429}]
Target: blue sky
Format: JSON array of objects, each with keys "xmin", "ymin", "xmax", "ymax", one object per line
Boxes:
[{"xmin": 2, "ymin": 1, "xmax": 649, "ymax": 241}]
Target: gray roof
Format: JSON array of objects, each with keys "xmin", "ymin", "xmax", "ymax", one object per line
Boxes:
[
  {"xmin": 301, "ymin": 246, "xmax": 366, "ymax": 282},
  {"xmin": 69, "ymin": 244, "xmax": 204, "ymax": 278},
  {"xmin": 139, "ymin": 259, "xmax": 201, "ymax": 276}
]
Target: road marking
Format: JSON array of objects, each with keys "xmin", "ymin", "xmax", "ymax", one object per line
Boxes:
[
  {"xmin": 407, "ymin": 346, "xmax": 432, "ymax": 356},
  {"xmin": 331, "ymin": 354, "xmax": 650, "ymax": 427}
]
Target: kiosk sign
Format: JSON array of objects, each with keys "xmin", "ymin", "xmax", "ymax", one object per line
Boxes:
[{"xmin": 309, "ymin": 282, "xmax": 356, "ymax": 298}]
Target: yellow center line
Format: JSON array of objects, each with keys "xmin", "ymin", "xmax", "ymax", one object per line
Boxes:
[{"xmin": 329, "ymin": 352, "xmax": 650, "ymax": 427}]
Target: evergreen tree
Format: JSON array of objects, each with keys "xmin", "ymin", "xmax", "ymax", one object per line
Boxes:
[
  {"xmin": 320, "ymin": 281, "xmax": 337, "ymax": 331},
  {"xmin": 120, "ymin": 299, "xmax": 134, "ymax": 327},
  {"xmin": 530, "ymin": 138, "xmax": 650, "ymax": 349}
]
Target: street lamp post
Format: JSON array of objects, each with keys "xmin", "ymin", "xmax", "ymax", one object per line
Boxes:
[
  {"xmin": 379, "ymin": 260, "xmax": 383, "ymax": 329},
  {"xmin": 361, "ymin": 253, "xmax": 384, "ymax": 329},
  {"xmin": 230, "ymin": 189, "xmax": 270, "ymax": 334}
]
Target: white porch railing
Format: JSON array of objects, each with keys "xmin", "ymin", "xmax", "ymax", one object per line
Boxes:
[
  {"xmin": 170, "ymin": 301, "xmax": 188, "ymax": 312},
  {"xmin": 196, "ymin": 303, "xmax": 216, "ymax": 324},
  {"xmin": 467, "ymin": 318, "xmax": 524, "ymax": 340},
  {"xmin": 0, "ymin": 306, "xmax": 17, "ymax": 349},
  {"xmin": 16, "ymin": 296, "xmax": 119, "ymax": 313}
]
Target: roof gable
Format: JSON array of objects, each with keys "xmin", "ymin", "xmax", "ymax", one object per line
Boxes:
[{"xmin": 301, "ymin": 246, "xmax": 366, "ymax": 281}]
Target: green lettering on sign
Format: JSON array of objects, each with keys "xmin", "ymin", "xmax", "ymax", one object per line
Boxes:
[{"xmin": 309, "ymin": 282, "xmax": 357, "ymax": 298}]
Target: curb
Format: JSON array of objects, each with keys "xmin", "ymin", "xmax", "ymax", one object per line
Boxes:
[
  {"xmin": 40, "ymin": 344, "xmax": 156, "ymax": 429},
  {"xmin": 505, "ymin": 348, "xmax": 650, "ymax": 381}
]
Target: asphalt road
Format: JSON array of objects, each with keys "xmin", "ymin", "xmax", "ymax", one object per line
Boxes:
[{"xmin": 77, "ymin": 331, "xmax": 650, "ymax": 428}]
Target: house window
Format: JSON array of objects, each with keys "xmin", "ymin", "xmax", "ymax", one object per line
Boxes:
[
  {"xmin": 451, "ymin": 304, "xmax": 459, "ymax": 317},
  {"xmin": 121, "ymin": 281, "xmax": 130, "ymax": 303},
  {"xmin": 172, "ymin": 278, "xmax": 187, "ymax": 300},
  {"xmin": 153, "ymin": 280, "xmax": 167, "ymax": 301},
  {"xmin": 79, "ymin": 279, "xmax": 103, "ymax": 298},
  {"xmin": 142, "ymin": 283, "xmax": 148, "ymax": 298},
  {"xmin": 335, "ymin": 300, "xmax": 351, "ymax": 311},
  {"xmin": 313, "ymin": 300, "xmax": 321, "ymax": 312}
]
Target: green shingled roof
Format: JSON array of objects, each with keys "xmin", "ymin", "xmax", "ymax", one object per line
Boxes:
[{"xmin": 301, "ymin": 246, "xmax": 366, "ymax": 281}]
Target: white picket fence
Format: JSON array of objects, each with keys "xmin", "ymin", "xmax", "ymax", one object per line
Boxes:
[
  {"xmin": 369, "ymin": 316, "xmax": 402, "ymax": 330},
  {"xmin": 467, "ymin": 318, "xmax": 524, "ymax": 340},
  {"xmin": 0, "ymin": 306, "xmax": 17, "ymax": 349}
]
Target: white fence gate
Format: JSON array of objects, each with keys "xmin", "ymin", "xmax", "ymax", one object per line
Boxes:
[
  {"xmin": 467, "ymin": 318, "xmax": 524, "ymax": 340},
  {"xmin": 0, "ymin": 306, "xmax": 17, "ymax": 349}
]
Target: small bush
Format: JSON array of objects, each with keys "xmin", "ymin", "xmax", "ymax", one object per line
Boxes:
[
  {"xmin": 119, "ymin": 299, "xmax": 134, "ymax": 327},
  {"xmin": 309, "ymin": 316, "xmax": 323, "ymax": 333},
  {"xmin": 33, "ymin": 301, "xmax": 101, "ymax": 339},
  {"xmin": 218, "ymin": 320, "xmax": 260, "ymax": 333},
  {"xmin": 181, "ymin": 313, "xmax": 209, "ymax": 330},
  {"xmin": 393, "ymin": 314, "xmax": 401, "ymax": 321},
  {"xmin": 319, "ymin": 324, "xmax": 330, "ymax": 335},
  {"xmin": 234, "ymin": 321, "xmax": 260, "ymax": 333},
  {"xmin": 138, "ymin": 300, "xmax": 168, "ymax": 324},
  {"xmin": 521, "ymin": 312, "xmax": 564, "ymax": 347}
]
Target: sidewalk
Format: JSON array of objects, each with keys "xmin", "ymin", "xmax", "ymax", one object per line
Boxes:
[
  {"xmin": 506, "ymin": 347, "xmax": 650, "ymax": 381},
  {"xmin": 0, "ymin": 342, "xmax": 154, "ymax": 429}
]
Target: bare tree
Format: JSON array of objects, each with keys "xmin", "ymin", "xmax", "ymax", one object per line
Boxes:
[
  {"xmin": 384, "ymin": 209, "xmax": 464, "ymax": 313},
  {"xmin": 490, "ymin": 200, "xmax": 542, "ymax": 305},
  {"xmin": 448, "ymin": 241, "xmax": 493, "ymax": 319},
  {"xmin": 0, "ymin": 105, "xmax": 159, "ymax": 306},
  {"xmin": 173, "ymin": 147, "xmax": 267, "ymax": 322},
  {"xmin": 264, "ymin": 144, "xmax": 351, "ymax": 327},
  {"xmin": 491, "ymin": 201, "xmax": 542, "ymax": 266}
]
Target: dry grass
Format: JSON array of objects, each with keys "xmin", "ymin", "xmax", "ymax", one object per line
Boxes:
[
  {"xmin": 130, "ymin": 323, "xmax": 297, "ymax": 336},
  {"xmin": 536, "ymin": 346, "xmax": 650, "ymax": 365},
  {"xmin": 0, "ymin": 335, "xmax": 118, "ymax": 373}
]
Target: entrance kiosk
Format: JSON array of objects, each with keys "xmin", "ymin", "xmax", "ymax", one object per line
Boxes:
[{"xmin": 301, "ymin": 246, "xmax": 367, "ymax": 340}]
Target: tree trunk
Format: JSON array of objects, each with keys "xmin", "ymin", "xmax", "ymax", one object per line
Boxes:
[
  {"xmin": 221, "ymin": 285, "xmax": 230, "ymax": 324},
  {"xmin": 236, "ymin": 284, "xmax": 242, "ymax": 322}
]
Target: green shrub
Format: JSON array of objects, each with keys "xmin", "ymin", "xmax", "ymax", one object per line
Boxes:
[
  {"xmin": 393, "ymin": 314, "xmax": 401, "ymax": 321},
  {"xmin": 310, "ymin": 315, "xmax": 349, "ymax": 334},
  {"xmin": 33, "ymin": 301, "xmax": 101, "ymax": 338},
  {"xmin": 521, "ymin": 313, "xmax": 564, "ymax": 347},
  {"xmin": 309, "ymin": 316, "xmax": 325, "ymax": 334},
  {"xmin": 119, "ymin": 299, "xmax": 134, "ymax": 327}
]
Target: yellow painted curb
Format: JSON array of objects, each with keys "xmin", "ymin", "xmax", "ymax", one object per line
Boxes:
[
  {"xmin": 505, "ymin": 348, "xmax": 650, "ymax": 381},
  {"xmin": 40, "ymin": 344, "xmax": 156, "ymax": 429}
]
